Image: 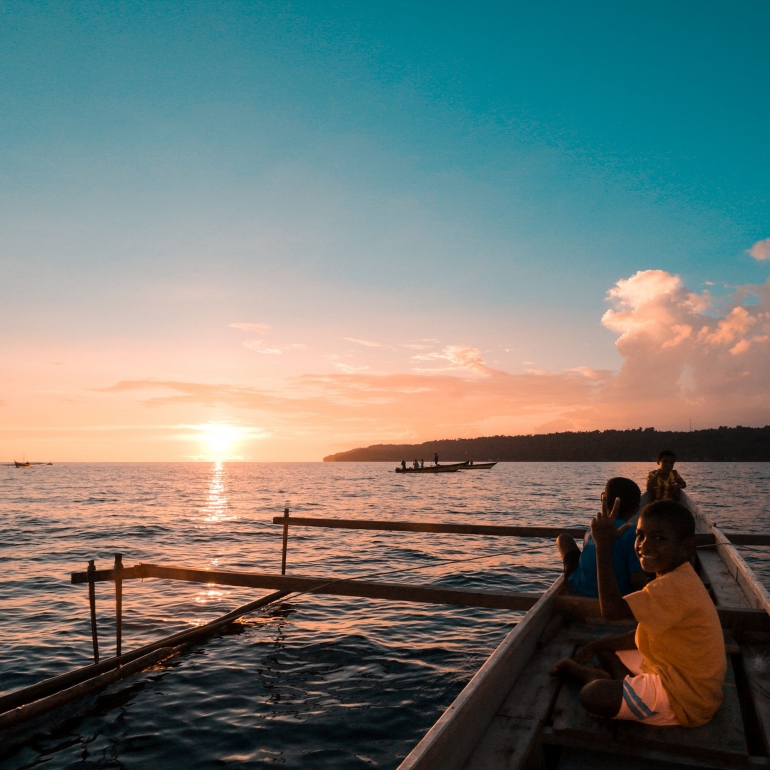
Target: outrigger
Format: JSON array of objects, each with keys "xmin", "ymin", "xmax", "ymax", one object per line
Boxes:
[{"xmin": 1, "ymin": 496, "xmax": 769, "ymax": 770}]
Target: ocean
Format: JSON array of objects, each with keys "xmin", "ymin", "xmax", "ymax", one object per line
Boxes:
[{"xmin": 2, "ymin": 461, "xmax": 769, "ymax": 768}]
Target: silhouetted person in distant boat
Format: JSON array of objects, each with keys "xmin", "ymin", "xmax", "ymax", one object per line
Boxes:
[
  {"xmin": 413, "ymin": 459, "xmax": 419, "ymax": 469},
  {"xmin": 434, "ymin": 453, "xmax": 439, "ymax": 465},
  {"xmin": 420, "ymin": 459, "xmax": 424, "ymax": 468},
  {"xmin": 401, "ymin": 460, "xmax": 407, "ymax": 470}
]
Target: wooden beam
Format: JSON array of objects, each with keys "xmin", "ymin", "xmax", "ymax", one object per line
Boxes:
[
  {"xmin": 69, "ymin": 563, "xmax": 770, "ymax": 630},
  {"xmin": 268, "ymin": 516, "xmax": 770, "ymax": 546},
  {"xmin": 140, "ymin": 564, "xmax": 543, "ymax": 611},
  {"xmin": 270, "ymin": 516, "xmax": 588, "ymax": 539},
  {"xmin": 0, "ymin": 646, "xmax": 183, "ymax": 732},
  {"xmin": 72, "ymin": 565, "xmax": 143, "ymax": 584},
  {"xmin": 0, "ymin": 589, "xmax": 289, "ymax": 717},
  {"xmin": 72, "ymin": 563, "xmax": 543, "ymax": 610}
]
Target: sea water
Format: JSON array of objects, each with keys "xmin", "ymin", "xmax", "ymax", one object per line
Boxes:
[{"xmin": 2, "ymin": 462, "xmax": 769, "ymax": 768}]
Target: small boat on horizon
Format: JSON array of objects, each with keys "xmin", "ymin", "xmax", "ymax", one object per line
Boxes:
[
  {"xmin": 396, "ymin": 461, "xmax": 469, "ymax": 473},
  {"xmin": 14, "ymin": 460, "xmax": 31, "ymax": 468}
]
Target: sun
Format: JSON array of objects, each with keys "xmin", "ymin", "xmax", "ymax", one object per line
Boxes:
[{"xmin": 196, "ymin": 423, "xmax": 244, "ymax": 460}]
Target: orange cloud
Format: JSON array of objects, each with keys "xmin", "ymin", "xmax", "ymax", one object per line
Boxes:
[{"xmin": 75, "ymin": 270, "xmax": 770, "ymax": 457}]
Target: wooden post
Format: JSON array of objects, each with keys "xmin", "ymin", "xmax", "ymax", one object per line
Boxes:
[
  {"xmin": 281, "ymin": 508, "xmax": 290, "ymax": 575},
  {"xmin": 87, "ymin": 560, "xmax": 100, "ymax": 664},
  {"xmin": 114, "ymin": 553, "xmax": 123, "ymax": 658}
]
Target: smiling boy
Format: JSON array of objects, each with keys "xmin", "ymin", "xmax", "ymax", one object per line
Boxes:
[{"xmin": 551, "ymin": 498, "xmax": 726, "ymax": 728}]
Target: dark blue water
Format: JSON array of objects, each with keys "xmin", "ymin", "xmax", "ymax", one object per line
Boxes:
[{"xmin": 2, "ymin": 462, "xmax": 769, "ymax": 768}]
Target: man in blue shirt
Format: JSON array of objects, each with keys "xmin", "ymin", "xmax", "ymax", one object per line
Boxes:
[{"xmin": 558, "ymin": 477, "xmax": 647, "ymax": 597}]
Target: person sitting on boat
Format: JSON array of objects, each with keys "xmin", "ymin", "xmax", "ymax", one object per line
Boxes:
[
  {"xmin": 434, "ymin": 453, "xmax": 439, "ymax": 465},
  {"xmin": 420, "ymin": 459, "xmax": 424, "ymax": 468},
  {"xmin": 557, "ymin": 477, "xmax": 647, "ymax": 598},
  {"xmin": 413, "ymin": 459, "xmax": 420, "ymax": 469},
  {"xmin": 647, "ymin": 449, "xmax": 686, "ymax": 501},
  {"xmin": 551, "ymin": 499, "xmax": 726, "ymax": 728},
  {"xmin": 401, "ymin": 460, "xmax": 407, "ymax": 470}
]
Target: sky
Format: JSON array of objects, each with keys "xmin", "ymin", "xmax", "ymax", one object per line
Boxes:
[{"xmin": 1, "ymin": 0, "xmax": 769, "ymax": 461}]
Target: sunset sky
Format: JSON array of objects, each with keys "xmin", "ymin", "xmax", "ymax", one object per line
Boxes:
[{"xmin": 2, "ymin": 1, "xmax": 769, "ymax": 461}]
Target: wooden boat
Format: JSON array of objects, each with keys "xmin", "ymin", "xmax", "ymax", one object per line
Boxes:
[
  {"xmin": 396, "ymin": 463, "xmax": 463, "ymax": 473},
  {"xmin": 14, "ymin": 460, "xmax": 31, "ymax": 468},
  {"xmin": 397, "ymin": 491, "xmax": 770, "ymax": 770},
  {"xmin": 458, "ymin": 462, "xmax": 498, "ymax": 470},
  {"xmin": 396, "ymin": 464, "xmax": 464, "ymax": 473}
]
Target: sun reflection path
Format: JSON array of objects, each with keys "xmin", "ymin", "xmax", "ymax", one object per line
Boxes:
[{"xmin": 199, "ymin": 461, "xmax": 238, "ymax": 524}]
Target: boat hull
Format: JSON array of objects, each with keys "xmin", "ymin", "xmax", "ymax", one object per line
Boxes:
[{"xmin": 396, "ymin": 466, "xmax": 460, "ymax": 473}]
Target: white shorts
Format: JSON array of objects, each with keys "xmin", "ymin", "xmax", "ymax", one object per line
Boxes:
[{"xmin": 614, "ymin": 650, "xmax": 680, "ymax": 726}]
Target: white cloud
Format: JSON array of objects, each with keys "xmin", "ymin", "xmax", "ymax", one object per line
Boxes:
[
  {"xmin": 749, "ymin": 239, "xmax": 770, "ymax": 261},
  {"xmin": 412, "ymin": 345, "xmax": 493, "ymax": 375},
  {"xmin": 230, "ymin": 322, "xmax": 271, "ymax": 334},
  {"xmin": 243, "ymin": 340, "xmax": 282, "ymax": 355}
]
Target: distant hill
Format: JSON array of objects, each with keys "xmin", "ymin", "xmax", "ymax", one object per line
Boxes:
[{"xmin": 323, "ymin": 426, "xmax": 770, "ymax": 462}]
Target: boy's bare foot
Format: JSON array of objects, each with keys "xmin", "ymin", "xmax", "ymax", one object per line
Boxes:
[{"xmin": 550, "ymin": 658, "xmax": 612, "ymax": 684}]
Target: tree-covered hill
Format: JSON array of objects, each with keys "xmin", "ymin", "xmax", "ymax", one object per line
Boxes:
[{"xmin": 323, "ymin": 426, "xmax": 770, "ymax": 462}]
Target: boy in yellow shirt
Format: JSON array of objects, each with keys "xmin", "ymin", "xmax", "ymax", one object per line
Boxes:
[
  {"xmin": 551, "ymin": 498, "xmax": 725, "ymax": 727},
  {"xmin": 647, "ymin": 449, "xmax": 686, "ymax": 501}
]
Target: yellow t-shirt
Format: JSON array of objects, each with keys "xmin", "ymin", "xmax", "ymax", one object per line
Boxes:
[
  {"xmin": 647, "ymin": 469, "xmax": 683, "ymax": 500},
  {"xmin": 625, "ymin": 562, "xmax": 726, "ymax": 727}
]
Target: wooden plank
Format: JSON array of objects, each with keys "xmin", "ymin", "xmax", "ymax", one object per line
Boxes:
[
  {"xmin": 0, "ymin": 589, "xmax": 289, "ymax": 716},
  {"xmin": 141, "ymin": 564, "xmax": 544, "ymax": 611},
  {"xmin": 498, "ymin": 641, "xmax": 573, "ymax": 720},
  {"xmin": 0, "ymin": 645, "xmax": 182, "ymax": 731},
  {"xmin": 615, "ymin": 659, "xmax": 748, "ymax": 765},
  {"xmin": 70, "ymin": 566, "xmax": 770, "ymax": 628},
  {"xmin": 551, "ymin": 679, "xmax": 615, "ymax": 744},
  {"xmin": 71, "ymin": 565, "xmax": 144, "ymax": 584},
  {"xmin": 698, "ymin": 549, "xmax": 752, "ymax": 607},
  {"xmin": 460, "ymin": 639, "xmax": 572, "ymax": 770},
  {"xmin": 685, "ymin": 494, "xmax": 770, "ymax": 616},
  {"xmin": 271, "ymin": 517, "xmax": 588, "ymax": 539},
  {"xmin": 396, "ymin": 577, "xmax": 565, "ymax": 770},
  {"xmin": 741, "ymin": 642, "xmax": 770, "ymax": 757},
  {"xmin": 268, "ymin": 516, "xmax": 770, "ymax": 546},
  {"xmin": 461, "ymin": 717, "xmax": 543, "ymax": 770}
]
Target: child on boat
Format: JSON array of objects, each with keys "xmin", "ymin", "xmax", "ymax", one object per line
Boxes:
[
  {"xmin": 551, "ymin": 499, "xmax": 726, "ymax": 728},
  {"xmin": 557, "ymin": 477, "xmax": 647, "ymax": 597},
  {"xmin": 647, "ymin": 449, "xmax": 686, "ymax": 501}
]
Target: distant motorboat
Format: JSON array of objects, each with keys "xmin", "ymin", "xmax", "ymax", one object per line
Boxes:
[{"xmin": 395, "ymin": 461, "xmax": 469, "ymax": 474}]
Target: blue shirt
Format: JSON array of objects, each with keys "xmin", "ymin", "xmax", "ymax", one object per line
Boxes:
[{"xmin": 568, "ymin": 517, "xmax": 642, "ymax": 598}]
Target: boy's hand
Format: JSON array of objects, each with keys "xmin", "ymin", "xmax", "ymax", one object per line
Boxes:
[{"xmin": 591, "ymin": 494, "xmax": 631, "ymax": 547}]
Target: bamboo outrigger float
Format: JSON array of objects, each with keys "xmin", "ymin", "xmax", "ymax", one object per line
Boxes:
[{"xmin": 2, "ymin": 495, "xmax": 769, "ymax": 769}]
